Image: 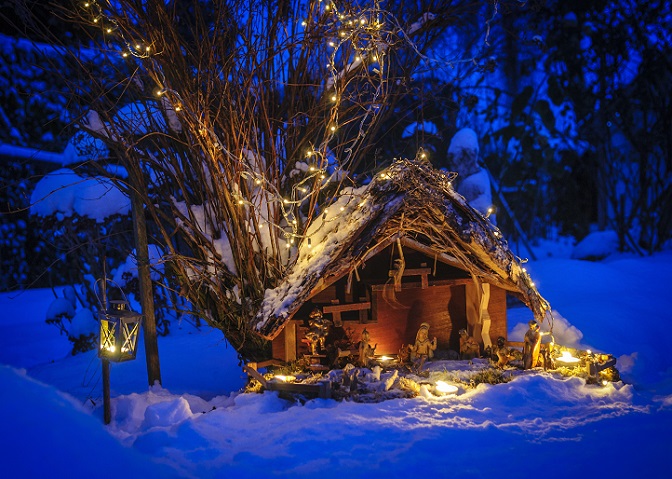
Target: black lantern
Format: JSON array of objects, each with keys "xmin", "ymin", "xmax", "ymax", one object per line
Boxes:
[{"xmin": 98, "ymin": 299, "xmax": 142, "ymax": 363}]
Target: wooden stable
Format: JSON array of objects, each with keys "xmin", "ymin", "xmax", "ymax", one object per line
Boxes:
[{"xmin": 271, "ymin": 242, "xmax": 508, "ymax": 362}]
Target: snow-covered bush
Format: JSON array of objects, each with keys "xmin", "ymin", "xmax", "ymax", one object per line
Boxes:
[
  {"xmin": 30, "ymin": 169, "xmax": 135, "ymax": 353},
  {"xmin": 45, "ymin": 286, "xmax": 98, "ymax": 354}
]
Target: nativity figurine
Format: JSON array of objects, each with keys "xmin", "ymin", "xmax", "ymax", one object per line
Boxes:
[
  {"xmin": 358, "ymin": 328, "xmax": 377, "ymax": 367},
  {"xmin": 408, "ymin": 322, "xmax": 437, "ymax": 370},
  {"xmin": 304, "ymin": 308, "xmax": 332, "ymax": 355},
  {"xmin": 522, "ymin": 320, "xmax": 549, "ymax": 369},
  {"xmin": 459, "ymin": 329, "xmax": 480, "ymax": 360},
  {"xmin": 492, "ymin": 336, "xmax": 514, "ymax": 368}
]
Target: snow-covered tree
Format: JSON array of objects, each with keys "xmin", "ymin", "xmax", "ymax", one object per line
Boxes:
[{"xmin": 28, "ymin": 0, "xmax": 497, "ymax": 360}]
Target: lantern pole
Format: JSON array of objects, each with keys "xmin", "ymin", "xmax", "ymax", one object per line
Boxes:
[{"xmin": 102, "ymin": 358, "xmax": 111, "ymax": 425}]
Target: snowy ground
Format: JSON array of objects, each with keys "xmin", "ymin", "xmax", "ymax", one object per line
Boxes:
[{"xmin": 2, "ymin": 248, "xmax": 672, "ymax": 478}]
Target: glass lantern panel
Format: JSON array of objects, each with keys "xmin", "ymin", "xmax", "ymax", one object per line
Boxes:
[
  {"xmin": 99, "ymin": 319, "xmax": 117, "ymax": 358},
  {"xmin": 120, "ymin": 320, "xmax": 140, "ymax": 361}
]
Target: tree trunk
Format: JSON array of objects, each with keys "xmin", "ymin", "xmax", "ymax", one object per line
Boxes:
[{"xmin": 129, "ymin": 174, "xmax": 162, "ymax": 387}]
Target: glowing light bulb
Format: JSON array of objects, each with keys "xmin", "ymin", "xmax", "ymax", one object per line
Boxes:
[{"xmin": 435, "ymin": 381, "xmax": 458, "ymax": 395}]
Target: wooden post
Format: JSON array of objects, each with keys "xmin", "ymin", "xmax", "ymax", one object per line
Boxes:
[
  {"xmin": 102, "ymin": 358, "xmax": 111, "ymax": 425},
  {"xmin": 129, "ymin": 170, "xmax": 162, "ymax": 387}
]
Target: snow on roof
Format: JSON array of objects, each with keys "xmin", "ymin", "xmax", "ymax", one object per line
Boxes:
[{"xmin": 253, "ymin": 158, "xmax": 548, "ymax": 339}]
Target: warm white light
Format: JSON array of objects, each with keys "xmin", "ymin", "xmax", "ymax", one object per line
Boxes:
[
  {"xmin": 435, "ymin": 381, "xmax": 458, "ymax": 395},
  {"xmin": 557, "ymin": 351, "xmax": 580, "ymax": 364},
  {"xmin": 274, "ymin": 375, "xmax": 296, "ymax": 382}
]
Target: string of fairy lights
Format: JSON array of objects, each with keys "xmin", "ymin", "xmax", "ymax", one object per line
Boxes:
[
  {"xmin": 77, "ymin": 0, "xmax": 537, "ymax": 296},
  {"xmin": 78, "ymin": 1, "xmax": 423, "ymax": 254}
]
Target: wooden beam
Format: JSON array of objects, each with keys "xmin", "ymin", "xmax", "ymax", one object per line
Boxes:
[
  {"xmin": 370, "ymin": 278, "xmax": 471, "ymax": 292},
  {"xmin": 323, "ymin": 302, "xmax": 371, "ymax": 327},
  {"xmin": 284, "ymin": 322, "xmax": 297, "ymax": 362},
  {"xmin": 388, "ymin": 267, "xmax": 431, "ymax": 289}
]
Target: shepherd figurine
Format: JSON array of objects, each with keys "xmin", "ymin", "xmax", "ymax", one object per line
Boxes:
[
  {"xmin": 358, "ymin": 328, "xmax": 377, "ymax": 367},
  {"xmin": 522, "ymin": 320, "xmax": 547, "ymax": 369}
]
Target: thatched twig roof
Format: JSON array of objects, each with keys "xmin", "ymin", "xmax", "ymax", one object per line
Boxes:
[{"xmin": 253, "ymin": 158, "xmax": 550, "ymax": 340}]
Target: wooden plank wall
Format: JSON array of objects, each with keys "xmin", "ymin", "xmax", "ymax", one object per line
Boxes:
[{"xmin": 271, "ymin": 284, "xmax": 508, "ymax": 361}]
